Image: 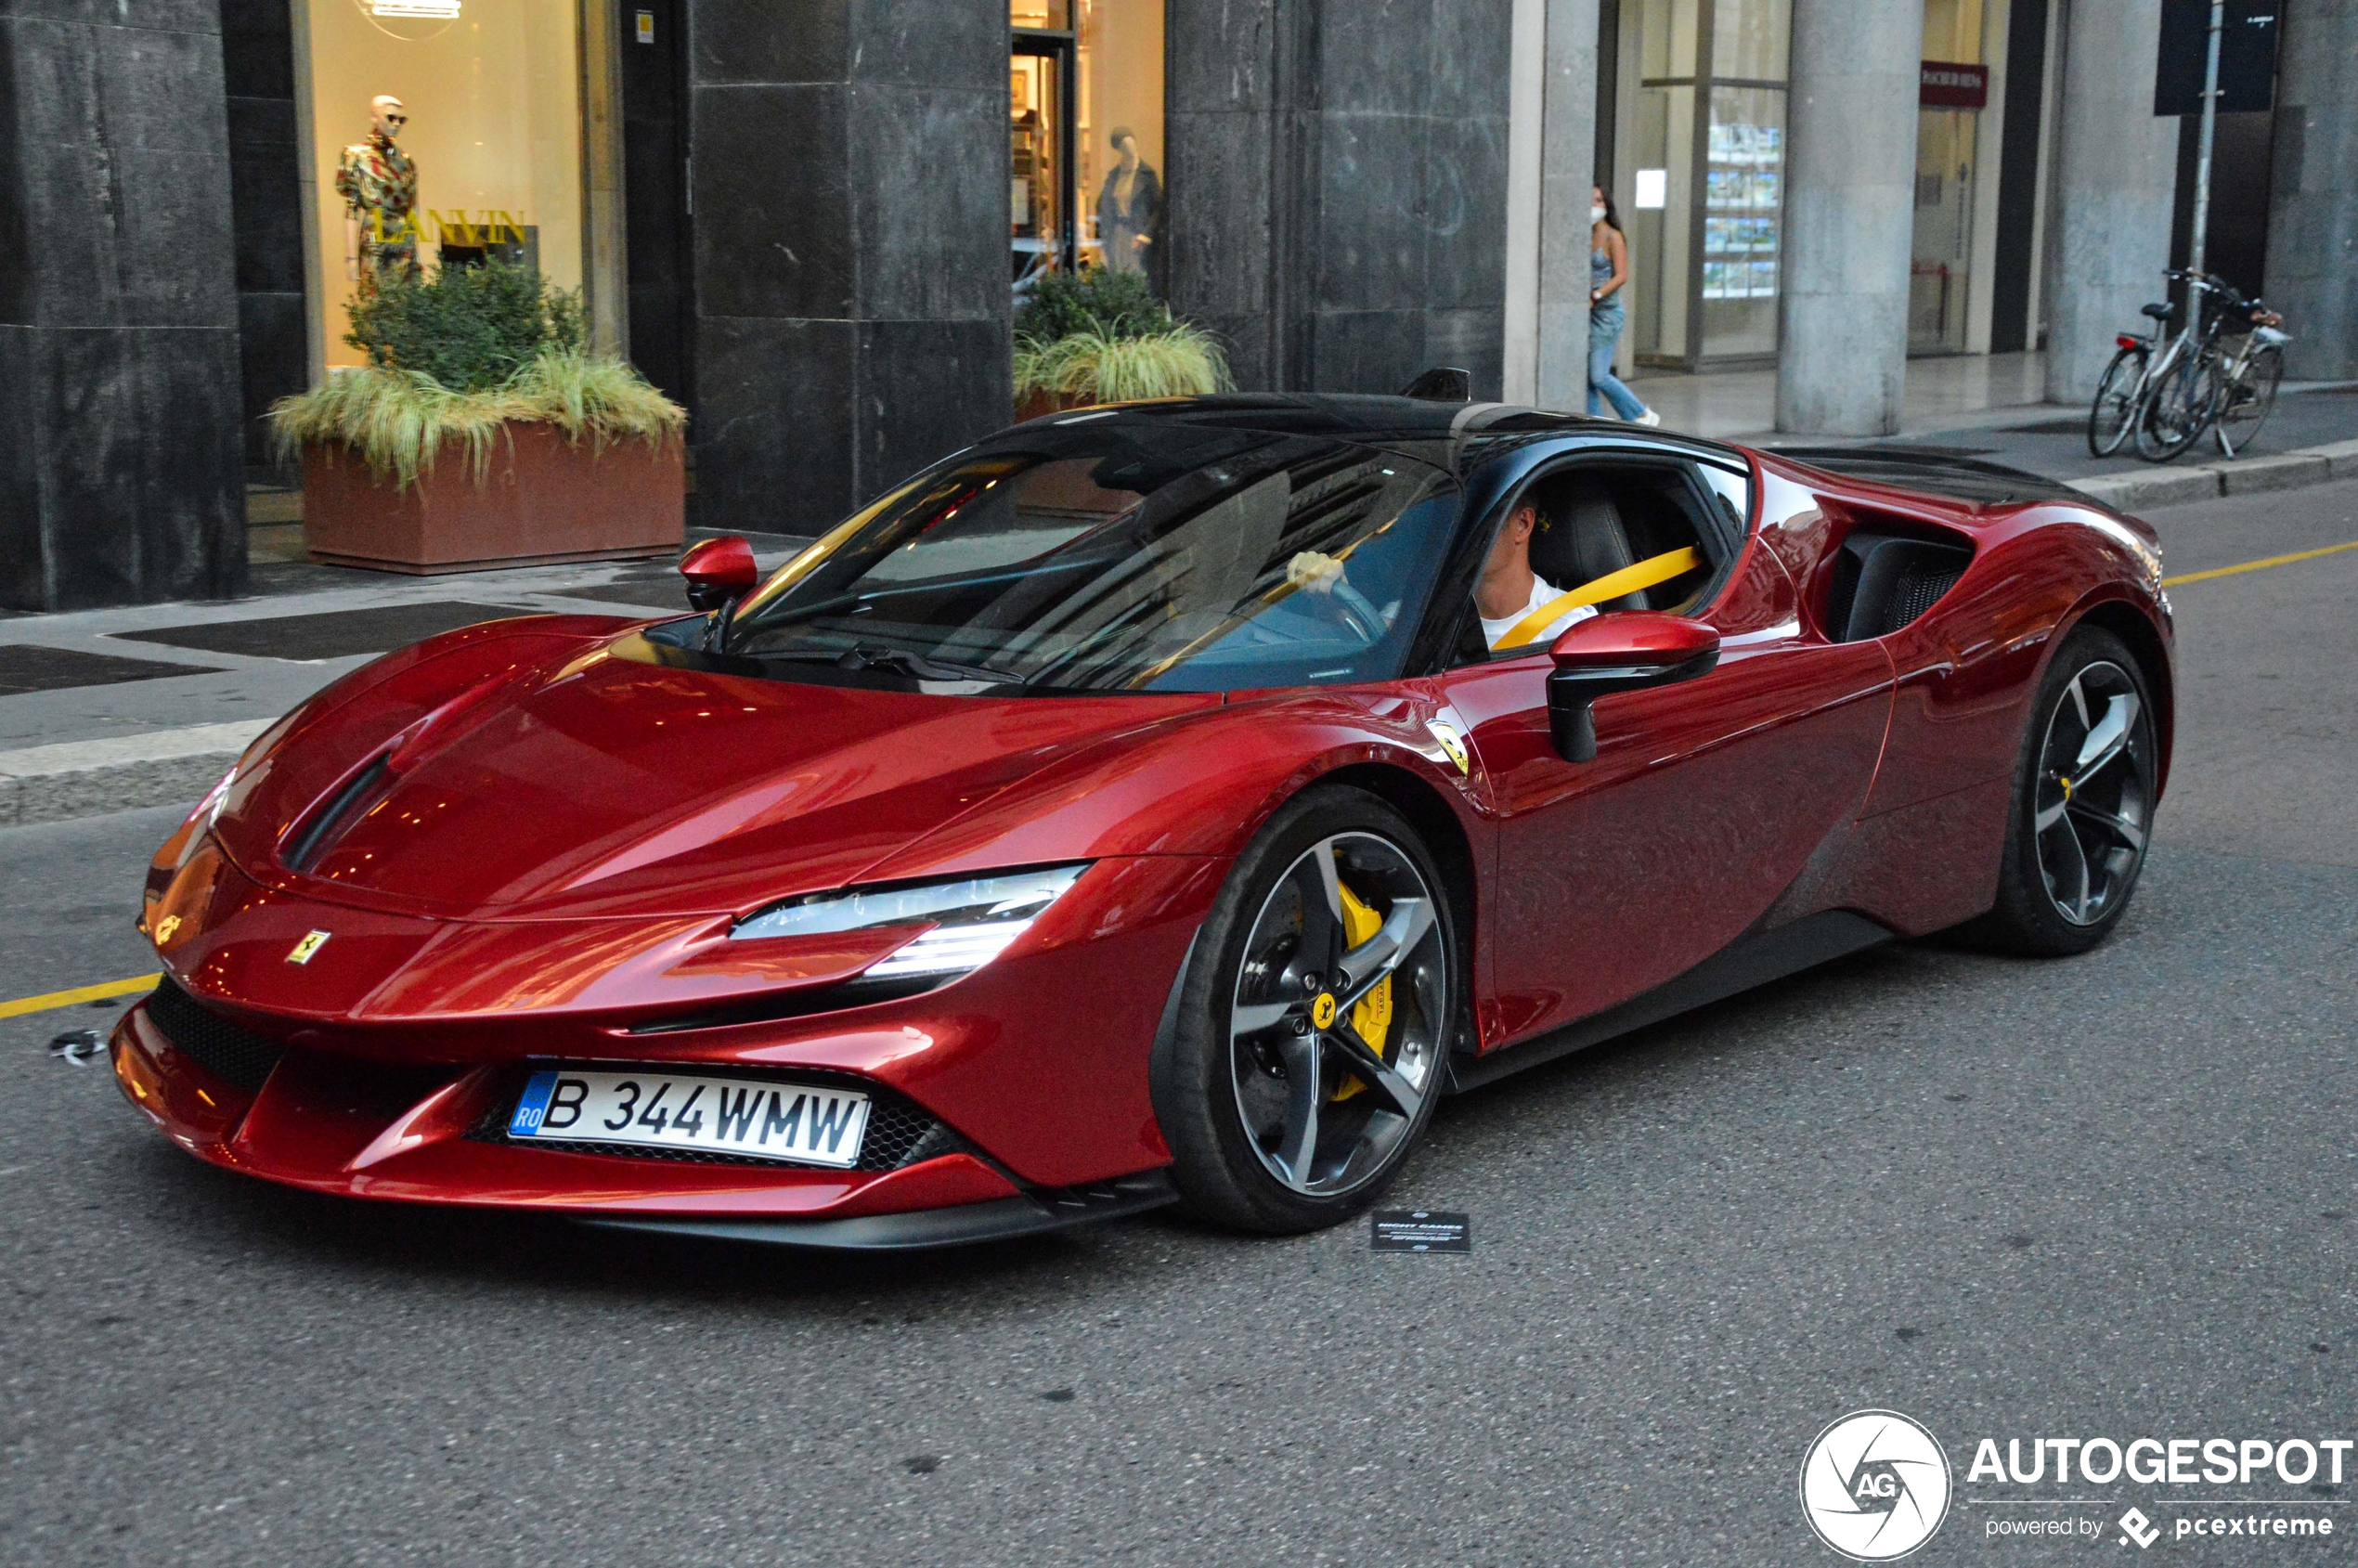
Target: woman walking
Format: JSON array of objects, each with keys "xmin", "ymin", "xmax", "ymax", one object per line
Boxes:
[{"xmin": 1588, "ymin": 186, "xmax": 1659, "ymax": 425}]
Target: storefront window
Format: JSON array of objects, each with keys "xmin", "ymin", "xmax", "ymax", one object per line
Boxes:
[
  {"xmin": 1011, "ymin": 0, "xmax": 1165, "ymax": 296},
  {"xmin": 1712, "ymin": 0, "xmax": 1789, "ymax": 81},
  {"xmin": 300, "ymin": 0, "xmax": 588, "ymax": 370},
  {"xmin": 1701, "ymin": 84, "xmax": 1784, "ymax": 356},
  {"xmin": 1628, "ymin": 0, "xmax": 1789, "ymax": 367},
  {"xmin": 1912, "ymin": 0, "xmax": 1986, "ymax": 354}
]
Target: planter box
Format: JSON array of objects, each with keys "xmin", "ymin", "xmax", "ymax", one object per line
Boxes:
[
  {"xmin": 1016, "ymin": 389, "xmax": 1099, "ymax": 423},
  {"xmin": 303, "ymin": 422, "xmax": 683, "ymax": 574}
]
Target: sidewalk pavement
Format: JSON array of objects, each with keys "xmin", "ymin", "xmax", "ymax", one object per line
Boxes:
[
  {"xmin": 0, "ymin": 533, "xmax": 808, "ymax": 828},
  {"xmin": 4, "ymin": 386, "xmax": 2354, "ymax": 831}
]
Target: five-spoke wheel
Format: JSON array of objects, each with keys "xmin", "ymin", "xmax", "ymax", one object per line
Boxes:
[
  {"xmin": 1969, "ymin": 627, "xmax": 2158, "ymax": 955},
  {"xmin": 1152, "ymin": 787, "xmax": 1459, "ymax": 1232},
  {"xmin": 1227, "ymin": 831, "xmax": 1448, "ymax": 1198}
]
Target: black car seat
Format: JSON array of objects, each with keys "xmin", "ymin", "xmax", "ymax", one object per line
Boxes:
[{"xmin": 1528, "ymin": 474, "xmax": 1652, "ymax": 612}]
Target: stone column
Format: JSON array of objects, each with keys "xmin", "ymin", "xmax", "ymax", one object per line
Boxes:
[
  {"xmin": 2041, "ymin": 0, "xmax": 2177, "ymax": 404},
  {"xmin": 1774, "ymin": 0, "xmax": 1924, "ymax": 436},
  {"xmin": 1168, "ymin": 0, "xmax": 1514, "ymax": 398},
  {"xmin": 2262, "ymin": 1, "xmax": 2358, "ymax": 381},
  {"xmin": 221, "ymin": 0, "xmax": 308, "ymax": 477},
  {"xmin": 687, "ymin": 0, "xmax": 1009, "ymax": 537},
  {"xmin": 1505, "ymin": 0, "xmax": 1600, "ymax": 410},
  {"xmin": 0, "ymin": 0, "xmax": 247, "ymax": 610}
]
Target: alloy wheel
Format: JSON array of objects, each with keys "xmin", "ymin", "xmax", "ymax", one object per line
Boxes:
[
  {"xmin": 1227, "ymin": 832, "xmax": 1449, "ymax": 1198},
  {"xmin": 2031, "ymin": 661, "xmax": 2153, "ymax": 927}
]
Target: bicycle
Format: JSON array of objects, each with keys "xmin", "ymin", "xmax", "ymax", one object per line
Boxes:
[
  {"xmin": 2208, "ymin": 302, "xmax": 2288, "ymax": 459},
  {"xmin": 2087, "ymin": 296, "xmax": 2177, "ymax": 459},
  {"xmin": 2135, "ymin": 273, "xmax": 2286, "ymax": 462},
  {"xmin": 2087, "ymin": 270, "xmax": 2288, "ymax": 462}
]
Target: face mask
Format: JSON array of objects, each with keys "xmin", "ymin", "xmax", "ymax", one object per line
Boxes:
[{"xmin": 1591, "ymin": 204, "xmax": 1608, "ymax": 223}]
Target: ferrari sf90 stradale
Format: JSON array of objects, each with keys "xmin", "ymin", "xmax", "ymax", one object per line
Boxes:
[{"xmin": 114, "ymin": 392, "xmax": 2171, "ymax": 1245}]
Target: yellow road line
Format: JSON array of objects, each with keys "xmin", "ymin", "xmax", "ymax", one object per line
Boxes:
[
  {"xmin": 2164, "ymin": 538, "xmax": 2358, "ymax": 586},
  {"xmin": 0, "ymin": 973, "xmax": 160, "ymax": 1021}
]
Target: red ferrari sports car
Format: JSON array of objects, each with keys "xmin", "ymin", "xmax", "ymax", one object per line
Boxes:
[{"xmin": 113, "ymin": 393, "xmax": 2172, "ymax": 1246}]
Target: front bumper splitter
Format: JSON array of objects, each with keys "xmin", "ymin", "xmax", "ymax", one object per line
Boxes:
[{"xmin": 576, "ymin": 1170, "xmax": 1179, "ymax": 1251}]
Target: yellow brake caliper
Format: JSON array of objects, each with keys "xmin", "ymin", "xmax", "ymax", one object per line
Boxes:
[{"xmin": 1329, "ymin": 882, "xmax": 1393, "ymax": 1101}]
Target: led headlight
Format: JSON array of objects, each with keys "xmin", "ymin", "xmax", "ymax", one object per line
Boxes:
[{"xmin": 731, "ymin": 864, "xmax": 1088, "ymax": 979}]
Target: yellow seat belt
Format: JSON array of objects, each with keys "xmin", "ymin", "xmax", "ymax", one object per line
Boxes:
[{"xmin": 1494, "ymin": 546, "xmax": 1704, "ymax": 651}]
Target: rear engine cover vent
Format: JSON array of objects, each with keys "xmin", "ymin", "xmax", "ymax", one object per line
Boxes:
[{"xmin": 1824, "ymin": 530, "xmax": 1974, "ymax": 642}]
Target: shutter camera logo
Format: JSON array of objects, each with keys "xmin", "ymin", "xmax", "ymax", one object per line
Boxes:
[{"xmin": 1799, "ymin": 1409, "xmax": 1952, "ymax": 1562}]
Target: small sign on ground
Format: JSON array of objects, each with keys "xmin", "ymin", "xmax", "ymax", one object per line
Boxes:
[{"xmin": 1371, "ymin": 1211, "xmax": 1471, "ymax": 1253}]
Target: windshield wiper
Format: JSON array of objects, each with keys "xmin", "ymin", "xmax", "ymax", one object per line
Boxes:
[{"xmin": 765, "ymin": 643, "xmax": 1022, "ymax": 685}]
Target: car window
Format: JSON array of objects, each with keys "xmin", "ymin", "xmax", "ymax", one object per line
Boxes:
[
  {"xmin": 1450, "ymin": 458, "xmax": 1730, "ymax": 666},
  {"xmin": 721, "ymin": 430, "xmax": 1463, "ymax": 693}
]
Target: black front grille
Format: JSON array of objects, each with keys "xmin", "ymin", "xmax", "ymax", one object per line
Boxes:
[
  {"xmin": 143, "ymin": 978, "xmax": 285, "ymax": 1092},
  {"xmin": 477, "ymin": 1066, "xmax": 969, "ymax": 1173}
]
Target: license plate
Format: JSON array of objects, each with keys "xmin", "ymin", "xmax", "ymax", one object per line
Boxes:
[{"xmin": 507, "ymin": 1069, "xmax": 870, "ymax": 1169}]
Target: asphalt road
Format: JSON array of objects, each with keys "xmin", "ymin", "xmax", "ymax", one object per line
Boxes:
[{"xmin": 3, "ymin": 482, "xmax": 2353, "ymax": 1567}]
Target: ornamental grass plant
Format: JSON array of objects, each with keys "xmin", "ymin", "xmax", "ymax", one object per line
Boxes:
[
  {"xmin": 271, "ymin": 260, "xmax": 683, "ymax": 489},
  {"xmin": 1013, "ymin": 266, "xmax": 1232, "ymax": 405},
  {"xmin": 1014, "ymin": 324, "xmax": 1233, "ymax": 404}
]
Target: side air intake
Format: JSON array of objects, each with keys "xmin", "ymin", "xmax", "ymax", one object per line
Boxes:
[{"xmin": 1822, "ymin": 530, "xmax": 1974, "ymax": 643}]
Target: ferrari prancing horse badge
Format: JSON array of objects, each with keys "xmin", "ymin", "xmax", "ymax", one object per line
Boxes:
[
  {"xmin": 1425, "ymin": 719, "xmax": 1471, "ymax": 776},
  {"xmin": 286, "ymin": 930, "xmax": 331, "ymax": 965}
]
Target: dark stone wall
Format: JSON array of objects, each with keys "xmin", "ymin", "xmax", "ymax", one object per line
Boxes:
[
  {"xmin": 1168, "ymin": 0, "xmax": 1511, "ymax": 399},
  {"xmin": 686, "ymin": 0, "xmax": 1011, "ymax": 537},
  {"xmin": 2262, "ymin": 0, "xmax": 2358, "ymax": 380},
  {"xmin": 0, "ymin": 0, "xmax": 247, "ymax": 610},
  {"xmin": 220, "ymin": 0, "xmax": 305, "ymax": 477}
]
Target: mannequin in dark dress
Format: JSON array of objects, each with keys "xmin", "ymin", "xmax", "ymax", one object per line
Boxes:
[{"xmin": 1095, "ymin": 125, "xmax": 1163, "ymax": 289}]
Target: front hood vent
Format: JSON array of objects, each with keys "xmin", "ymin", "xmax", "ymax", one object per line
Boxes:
[{"xmin": 281, "ymin": 756, "xmax": 396, "ymax": 874}]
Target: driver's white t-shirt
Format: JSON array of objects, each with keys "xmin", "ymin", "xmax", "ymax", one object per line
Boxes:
[{"xmin": 1481, "ymin": 576, "xmax": 1599, "ymax": 650}]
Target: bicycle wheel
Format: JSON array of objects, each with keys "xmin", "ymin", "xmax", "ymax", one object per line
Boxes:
[
  {"xmin": 2087, "ymin": 344, "xmax": 2147, "ymax": 457},
  {"xmin": 2135, "ymin": 348, "xmax": 2220, "ymax": 462},
  {"xmin": 2214, "ymin": 343, "xmax": 2283, "ymax": 458}
]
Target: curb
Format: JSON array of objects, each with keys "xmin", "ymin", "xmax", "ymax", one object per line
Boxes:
[
  {"xmin": 2067, "ymin": 437, "xmax": 2358, "ymax": 512},
  {"xmin": 0, "ymin": 720, "xmax": 270, "ymax": 829}
]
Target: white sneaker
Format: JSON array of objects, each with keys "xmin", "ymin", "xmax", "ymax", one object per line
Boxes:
[{"xmin": 1635, "ymin": 408, "xmax": 1662, "ymax": 427}]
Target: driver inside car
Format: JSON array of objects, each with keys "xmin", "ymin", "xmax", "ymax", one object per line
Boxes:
[
  {"xmin": 1287, "ymin": 499, "xmax": 1597, "ymax": 652},
  {"xmin": 1472, "ymin": 500, "xmax": 1596, "ymax": 651}
]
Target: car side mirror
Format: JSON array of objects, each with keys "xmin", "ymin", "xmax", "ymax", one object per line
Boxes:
[
  {"xmin": 1547, "ymin": 612, "xmax": 1721, "ymax": 763},
  {"xmin": 680, "ymin": 535, "xmax": 758, "ymax": 615}
]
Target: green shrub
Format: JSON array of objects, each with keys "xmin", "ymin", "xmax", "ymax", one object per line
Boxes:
[
  {"xmin": 344, "ymin": 259, "xmax": 586, "ymax": 393},
  {"xmin": 1015, "ymin": 266, "xmax": 1173, "ymax": 343},
  {"xmin": 1013, "ymin": 324, "xmax": 1233, "ymax": 404}
]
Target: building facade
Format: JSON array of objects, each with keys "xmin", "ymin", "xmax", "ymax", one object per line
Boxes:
[{"xmin": 2, "ymin": 0, "xmax": 2346, "ymax": 609}]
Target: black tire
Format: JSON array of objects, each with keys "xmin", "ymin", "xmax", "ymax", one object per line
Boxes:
[
  {"xmin": 2134, "ymin": 349, "xmax": 2219, "ymax": 462},
  {"xmin": 1149, "ymin": 784, "xmax": 1462, "ymax": 1234},
  {"xmin": 1963, "ymin": 627, "xmax": 2158, "ymax": 956},
  {"xmin": 2087, "ymin": 343, "xmax": 2145, "ymax": 457}
]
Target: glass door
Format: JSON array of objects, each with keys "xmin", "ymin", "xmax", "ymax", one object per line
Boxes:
[
  {"xmin": 1012, "ymin": 24, "xmax": 1078, "ymax": 291},
  {"xmin": 1910, "ymin": 109, "xmax": 1976, "ymax": 353},
  {"xmin": 1626, "ymin": 0, "xmax": 1790, "ymax": 369}
]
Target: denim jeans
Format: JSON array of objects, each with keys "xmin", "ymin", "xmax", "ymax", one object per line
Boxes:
[{"xmin": 1587, "ymin": 301, "xmax": 1647, "ymax": 421}]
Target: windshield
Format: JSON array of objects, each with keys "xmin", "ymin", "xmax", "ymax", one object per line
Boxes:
[{"xmin": 721, "ymin": 423, "xmax": 1461, "ymax": 693}]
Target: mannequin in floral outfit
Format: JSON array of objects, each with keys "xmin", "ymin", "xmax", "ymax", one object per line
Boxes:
[{"xmin": 337, "ymin": 95, "xmax": 419, "ymax": 287}]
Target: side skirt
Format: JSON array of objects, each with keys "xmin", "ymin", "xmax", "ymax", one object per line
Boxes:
[{"xmin": 1445, "ymin": 911, "xmax": 1895, "ymax": 1094}]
